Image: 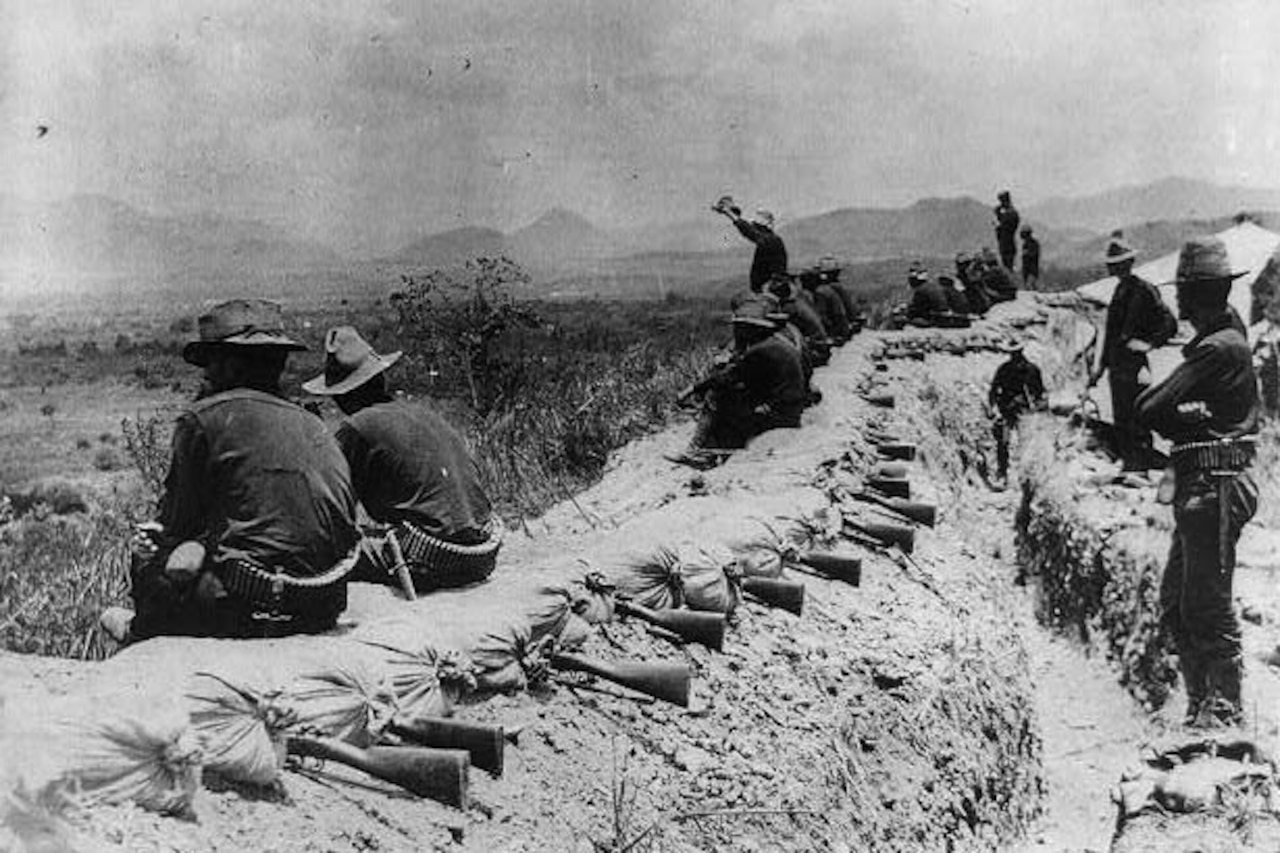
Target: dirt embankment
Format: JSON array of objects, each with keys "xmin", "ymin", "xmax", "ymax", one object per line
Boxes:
[{"xmin": 1, "ymin": 301, "xmax": 1056, "ymax": 852}]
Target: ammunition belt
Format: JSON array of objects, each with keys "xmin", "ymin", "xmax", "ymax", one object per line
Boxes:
[
  {"xmin": 397, "ymin": 518, "xmax": 502, "ymax": 585},
  {"xmin": 1170, "ymin": 438, "xmax": 1256, "ymax": 475},
  {"xmin": 219, "ymin": 547, "xmax": 359, "ymax": 615}
]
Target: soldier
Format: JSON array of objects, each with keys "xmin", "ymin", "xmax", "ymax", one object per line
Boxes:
[
  {"xmin": 668, "ymin": 300, "xmax": 807, "ymax": 469},
  {"xmin": 905, "ymin": 264, "xmax": 949, "ymax": 326},
  {"xmin": 765, "ymin": 273, "xmax": 832, "ymax": 366},
  {"xmin": 304, "ymin": 327, "xmax": 501, "ymax": 593},
  {"xmin": 799, "ymin": 263, "xmax": 852, "ymax": 344},
  {"xmin": 1135, "ymin": 236, "xmax": 1260, "ymax": 727},
  {"xmin": 987, "ymin": 340, "xmax": 1046, "ymax": 489},
  {"xmin": 100, "ymin": 299, "xmax": 359, "ymax": 642},
  {"xmin": 956, "ymin": 252, "xmax": 991, "ymax": 316},
  {"xmin": 712, "ymin": 196, "xmax": 788, "ymax": 292},
  {"xmin": 1020, "ymin": 226, "xmax": 1041, "ymax": 290},
  {"xmin": 817, "ymin": 255, "xmax": 863, "ymax": 333},
  {"xmin": 939, "ymin": 274, "xmax": 971, "ymax": 317},
  {"xmin": 993, "ymin": 190, "xmax": 1020, "ymax": 271},
  {"xmin": 979, "ymin": 249, "xmax": 1019, "ymax": 304},
  {"xmin": 1089, "ymin": 231, "xmax": 1178, "ymax": 470}
]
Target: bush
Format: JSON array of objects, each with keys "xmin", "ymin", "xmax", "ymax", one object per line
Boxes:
[
  {"xmin": 93, "ymin": 446, "xmax": 125, "ymax": 472},
  {"xmin": 121, "ymin": 413, "xmax": 171, "ymax": 508}
]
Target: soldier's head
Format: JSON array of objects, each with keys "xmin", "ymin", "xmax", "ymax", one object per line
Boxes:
[
  {"xmin": 908, "ymin": 264, "xmax": 928, "ymax": 287},
  {"xmin": 1172, "ymin": 236, "xmax": 1245, "ymax": 327},
  {"xmin": 1103, "ymin": 230, "xmax": 1137, "ymax": 275},
  {"xmin": 1020, "ymin": 226, "xmax": 1033, "ymax": 239},
  {"xmin": 303, "ymin": 326, "xmax": 403, "ymax": 415},
  {"xmin": 730, "ymin": 300, "xmax": 780, "ymax": 349},
  {"xmin": 752, "ymin": 209, "xmax": 776, "ymax": 229},
  {"xmin": 997, "ymin": 190, "xmax": 1011, "ymax": 205},
  {"xmin": 183, "ymin": 299, "xmax": 306, "ymax": 395}
]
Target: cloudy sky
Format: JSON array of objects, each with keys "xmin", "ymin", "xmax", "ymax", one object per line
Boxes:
[{"xmin": 3, "ymin": 0, "xmax": 1278, "ymax": 254}]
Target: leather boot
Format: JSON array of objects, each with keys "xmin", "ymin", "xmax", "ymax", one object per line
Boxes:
[
  {"xmin": 1179, "ymin": 651, "xmax": 1207, "ymax": 727},
  {"xmin": 1196, "ymin": 656, "xmax": 1244, "ymax": 728}
]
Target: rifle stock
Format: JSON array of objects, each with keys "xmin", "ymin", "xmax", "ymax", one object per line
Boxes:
[
  {"xmin": 550, "ymin": 652, "xmax": 691, "ymax": 707},
  {"xmin": 844, "ymin": 517, "xmax": 916, "ymax": 554},
  {"xmin": 875, "ymin": 442, "xmax": 916, "ymax": 461},
  {"xmin": 866, "ymin": 476, "xmax": 910, "ymax": 499},
  {"xmin": 616, "ymin": 600, "xmax": 726, "ymax": 652},
  {"xmin": 740, "ymin": 576, "xmax": 805, "ymax": 615},
  {"xmin": 388, "ymin": 716, "xmax": 505, "ymax": 777},
  {"xmin": 863, "ymin": 392, "xmax": 895, "ymax": 408},
  {"xmin": 795, "ymin": 551, "xmax": 862, "ymax": 587},
  {"xmin": 287, "ymin": 736, "xmax": 469, "ymax": 807},
  {"xmin": 854, "ymin": 493, "xmax": 937, "ymax": 527}
]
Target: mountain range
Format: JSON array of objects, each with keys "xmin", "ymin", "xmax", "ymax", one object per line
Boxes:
[{"xmin": 3, "ymin": 176, "xmax": 1279, "ymax": 299}]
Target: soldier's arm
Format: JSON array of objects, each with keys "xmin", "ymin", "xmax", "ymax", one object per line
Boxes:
[{"xmin": 156, "ymin": 412, "xmax": 212, "ymax": 546}]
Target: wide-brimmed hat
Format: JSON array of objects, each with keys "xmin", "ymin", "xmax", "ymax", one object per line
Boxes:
[
  {"xmin": 302, "ymin": 326, "xmax": 403, "ymax": 396},
  {"xmin": 730, "ymin": 298, "xmax": 781, "ymax": 329},
  {"xmin": 1103, "ymin": 231, "xmax": 1137, "ymax": 266},
  {"xmin": 1169, "ymin": 236, "xmax": 1248, "ymax": 286},
  {"xmin": 182, "ymin": 299, "xmax": 307, "ymax": 366},
  {"xmin": 997, "ymin": 338, "xmax": 1024, "ymax": 354}
]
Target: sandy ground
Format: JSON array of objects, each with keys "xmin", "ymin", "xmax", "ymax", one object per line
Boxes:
[{"xmin": 7, "ymin": 293, "xmax": 1271, "ymax": 852}]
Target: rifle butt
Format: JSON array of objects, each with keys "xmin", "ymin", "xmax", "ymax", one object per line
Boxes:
[
  {"xmin": 866, "ymin": 476, "xmax": 911, "ymax": 499},
  {"xmin": 388, "ymin": 716, "xmax": 504, "ymax": 777},
  {"xmin": 796, "ymin": 551, "xmax": 862, "ymax": 587},
  {"xmin": 875, "ymin": 442, "xmax": 917, "ymax": 461},
  {"xmin": 847, "ymin": 519, "xmax": 916, "ymax": 554},
  {"xmin": 741, "ymin": 576, "xmax": 805, "ymax": 616},
  {"xmin": 551, "ymin": 653, "xmax": 691, "ymax": 708},
  {"xmin": 617, "ymin": 601, "xmax": 725, "ymax": 652},
  {"xmin": 863, "ymin": 392, "xmax": 896, "ymax": 408},
  {"xmin": 288, "ymin": 736, "xmax": 469, "ymax": 807}
]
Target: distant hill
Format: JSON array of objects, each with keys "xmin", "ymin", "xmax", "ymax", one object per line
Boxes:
[
  {"xmin": 0, "ymin": 193, "xmax": 341, "ymax": 288},
  {"xmin": 1028, "ymin": 176, "xmax": 1280, "ymax": 232},
  {"xmin": 392, "ymin": 226, "xmax": 507, "ymax": 268}
]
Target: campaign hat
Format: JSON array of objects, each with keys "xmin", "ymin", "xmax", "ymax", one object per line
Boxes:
[
  {"xmin": 302, "ymin": 326, "xmax": 403, "ymax": 396},
  {"xmin": 182, "ymin": 298, "xmax": 307, "ymax": 367},
  {"xmin": 1170, "ymin": 236, "xmax": 1247, "ymax": 286}
]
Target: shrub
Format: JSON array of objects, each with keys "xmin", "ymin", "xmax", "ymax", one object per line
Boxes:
[
  {"xmin": 93, "ymin": 446, "xmax": 125, "ymax": 471},
  {"xmin": 76, "ymin": 437, "xmax": 92, "ymax": 450},
  {"xmin": 121, "ymin": 412, "xmax": 171, "ymax": 508}
]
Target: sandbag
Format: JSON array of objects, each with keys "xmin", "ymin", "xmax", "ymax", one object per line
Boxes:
[
  {"xmin": 618, "ymin": 547, "xmax": 684, "ymax": 610},
  {"xmin": 40, "ymin": 696, "xmax": 202, "ymax": 815},
  {"xmin": 186, "ymin": 672, "xmax": 292, "ymax": 786},
  {"xmin": 360, "ymin": 641, "xmax": 477, "ymax": 720},
  {"xmin": 680, "ymin": 546, "xmax": 743, "ymax": 615},
  {"xmin": 285, "ymin": 659, "xmax": 398, "ymax": 747},
  {"xmin": 467, "ymin": 620, "xmax": 552, "ymax": 694},
  {"xmin": 550, "ymin": 573, "xmax": 616, "ymax": 625},
  {"xmin": 526, "ymin": 590, "xmax": 593, "ymax": 650}
]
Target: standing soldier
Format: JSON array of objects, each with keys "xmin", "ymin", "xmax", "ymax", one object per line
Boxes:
[
  {"xmin": 1020, "ymin": 226, "xmax": 1041, "ymax": 290},
  {"xmin": 987, "ymin": 340, "xmax": 1046, "ymax": 489},
  {"xmin": 713, "ymin": 195, "xmax": 788, "ymax": 293},
  {"xmin": 1135, "ymin": 236, "xmax": 1259, "ymax": 728},
  {"xmin": 304, "ymin": 327, "xmax": 501, "ymax": 593},
  {"xmin": 993, "ymin": 190, "xmax": 1020, "ymax": 271},
  {"xmin": 1089, "ymin": 231, "xmax": 1178, "ymax": 470},
  {"xmin": 101, "ymin": 299, "xmax": 360, "ymax": 642}
]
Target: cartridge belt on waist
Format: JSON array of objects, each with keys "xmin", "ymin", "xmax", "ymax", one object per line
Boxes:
[
  {"xmin": 397, "ymin": 518, "xmax": 502, "ymax": 580},
  {"xmin": 1170, "ymin": 439, "xmax": 1255, "ymax": 475},
  {"xmin": 219, "ymin": 547, "xmax": 358, "ymax": 613}
]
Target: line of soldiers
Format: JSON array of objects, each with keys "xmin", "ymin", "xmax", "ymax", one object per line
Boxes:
[
  {"xmin": 101, "ymin": 299, "xmax": 501, "ymax": 642},
  {"xmin": 666, "ymin": 198, "xmax": 864, "ymax": 469},
  {"xmin": 895, "ymin": 248, "xmax": 1020, "ymax": 328}
]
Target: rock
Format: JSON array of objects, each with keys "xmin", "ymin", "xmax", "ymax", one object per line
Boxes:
[{"xmin": 673, "ymin": 744, "xmax": 714, "ymax": 774}]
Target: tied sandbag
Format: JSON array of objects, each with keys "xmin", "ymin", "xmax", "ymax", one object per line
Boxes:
[
  {"xmin": 467, "ymin": 620, "xmax": 553, "ymax": 694},
  {"xmin": 557, "ymin": 572, "xmax": 616, "ymax": 625},
  {"xmin": 526, "ymin": 590, "xmax": 593, "ymax": 651},
  {"xmin": 187, "ymin": 672, "xmax": 295, "ymax": 786},
  {"xmin": 618, "ymin": 546, "xmax": 684, "ymax": 610},
  {"xmin": 361, "ymin": 642, "xmax": 478, "ymax": 720},
  {"xmin": 679, "ymin": 545, "xmax": 744, "ymax": 615},
  {"xmin": 285, "ymin": 659, "xmax": 399, "ymax": 747},
  {"xmin": 40, "ymin": 697, "xmax": 203, "ymax": 816}
]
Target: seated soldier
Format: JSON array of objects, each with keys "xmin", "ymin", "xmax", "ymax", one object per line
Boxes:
[
  {"xmin": 668, "ymin": 300, "xmax": 807, "ymax": 469},
  {"xmin": 800, "ymin": 263, "xmax": 853, "ymax": 345},
  {"xmin": 980, "ymin": 247, "xmax": 1019, "ymax": 303},
  {"xmin": 765, "ymin": 273, "xmax": 832, "ymax": 366},
  {"xmin": 101, "ymin": 299, "xmax": 360, "ymax": 642},
  {"xmin": 988, "ymin": 340, "xmax": 1047, "ymax": 489},
  {"xmin": 958, "ymin": 252, "xmax": 992, "ymax": 316},
  {"xmin": 905, "ymin": 264, "xmax": 949, "ymax": 326},
  {"xmin": 940, "ymin": 274, "xmax": 971, "ymax": 316},
  {"xmin": 817, "ymin": 255, "xmax": 864, "ymax": 333},
  {"xmin": 304, "ymin": 327, "xmax": 500, "ymax": 593}
]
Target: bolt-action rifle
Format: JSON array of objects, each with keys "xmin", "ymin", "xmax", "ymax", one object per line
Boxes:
[{"xmin": 287, "ymin": 735, "xmax": 470, "ymax": 807}]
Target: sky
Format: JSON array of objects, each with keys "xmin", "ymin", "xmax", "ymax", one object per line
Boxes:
[{"xmin": 3, "ymin": 0, "xmax": 1279, "ymax": 255}]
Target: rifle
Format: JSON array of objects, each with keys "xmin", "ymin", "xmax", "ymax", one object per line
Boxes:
[
  {"xmin": 872, "ymin": 462, "xmax": 909, "ymax": 479},
  {"xmin": 287, "ymin": 736, "xmax": 469, "ymax": 807},
  {"xmin": 387, "ymin": 716, "xmax": 510, "ymax": 777},
  {"xmin": 740, "ymin": 576, "xmax": 805, "ymax": 616},
  {"xmin": 875, "ymin": 442, "xmax": 917, "ymax": 461},
  {"xmin": 677, "ymin": 354, "xmax": 740, "ymax": 405},
  {"xmin": 792, "ymin": 551, "xmax": 862, "ymax": 587},
  {"xmin": 865, "ymin": 475, "xmax": 910, "ymax": 499},
  {"xmin": 863, "ymin": 392, "xmax": 895, "ymax": 408},
  {"xmin": 843, "ymin": 515, "xmax": 916, "ymax": 554},
  {"xmin": 851, "ymin": 492, "xmax": 937, "ymax": 527},
  {"xmin": 615, "ymin": 600, "xmax": 726, "ymax": 652},
  {"xmin": 550, "ymin": 652, "xmax": 691, "ymax": 708}
]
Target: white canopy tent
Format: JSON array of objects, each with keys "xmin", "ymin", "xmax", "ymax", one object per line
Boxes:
[{"xmin": 1076, "ymin": 221, "xmax": 1280, "ymax": 338}]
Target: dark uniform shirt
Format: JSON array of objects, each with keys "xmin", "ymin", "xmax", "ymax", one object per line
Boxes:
[
  {"xmin": 1135, "ymin": 311, "xmax": 1260, "ymax": 444},
  {"xmin": 811, "ymin": 284, "xmax": 852, "ymax": 341},
  {"xmin": 160, "ymin": 388, "xmax": 358, "ymax": 577},
  {"xmin": 1021, "ymin": 235, "xmax": 1041, "ymax": 278},
  {"xmin": 737, "ymin": 332, "xmax": 808, "ymax": 424},
  {"xmin": 995, "ymin": 204, "xmax": 1020, "ymax": 249},
  {"xmin": 942, "ymin": 281, "xmax": 971, "ymax": 315},
  {"xmin": 981, "ymin": 264, "xmax": 1018, "ymax": 303},
  {"xmin": 734, "ymin": 220, "xmax": 788, "ymax": 291},
  {"xmin": 989, "ymin": 355, "xmax": 1046, "ymax": 419},
  {"xmin": 907, "ymin": 280, "xmax": 950, "ymax": 324},
  {"xmin": 336, "ymin": 398, "xmax": 492, "ymax": 545},
  {"xmin": 1101, "ymin": 273, "xmax": 1172, "ymax": 372}
]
